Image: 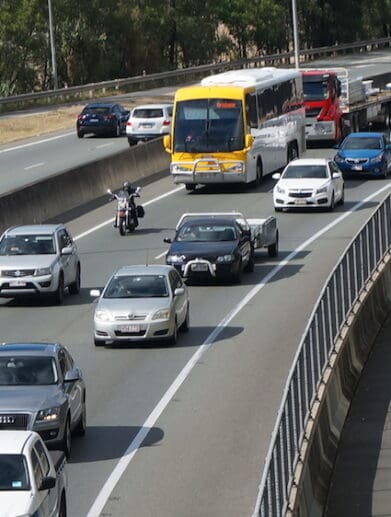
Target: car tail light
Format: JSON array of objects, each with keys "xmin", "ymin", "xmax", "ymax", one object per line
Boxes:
[
  {"xmin": 78, "ymin": 114, "xmax": 86, "ymax": 120},
  {"xmin": 162, "ymin": 120, "xmax": 171, "ymax": 126},
  {"xmin": 127, "ymin": 121, "xmax": 132, "ymax": 126}
]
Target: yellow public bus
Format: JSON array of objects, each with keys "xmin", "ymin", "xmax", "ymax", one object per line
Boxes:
[{"xmin": 163, "ymin": 67, "xmax": 306, "ymax": 191}]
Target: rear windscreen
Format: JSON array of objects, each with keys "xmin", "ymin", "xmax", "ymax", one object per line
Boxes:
[{"xmin": 133, "ymin": 109, "xmax": 164, "ymax": 118}]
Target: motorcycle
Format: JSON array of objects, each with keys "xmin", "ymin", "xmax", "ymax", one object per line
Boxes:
[{"xmin": 107, "ymin": 186, "xmax": 144, "ymax": 236}]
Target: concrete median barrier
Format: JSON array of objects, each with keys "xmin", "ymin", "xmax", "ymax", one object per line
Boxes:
[
  {"xmin": 289, "ymin": 258, "xmax": 391, "ymax": 516},
  {"xmin": 0, "ymin": 138, "xmax": 170, "ymax": 233}
]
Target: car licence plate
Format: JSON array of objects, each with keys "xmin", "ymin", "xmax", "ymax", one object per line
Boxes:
[
  {"xmin": 119, "ymin": 324, "xmax": 140, "ymax": 333},
  {"xmin": 352, "ymin": 165, "xmax": 362, "ymax": 171},
  {"xmin": 191, "ymin": 263, "xmax": 208, "ymax": 272},
  {"xmin": 295, "ymin": 199, "xmax": 307, "ymax": 205},
  {"xmin": 141, "ymin": 123, "xmax": 153, "ymax": 128},
  {"xmin": 9, "ymin": 280, "xmax": 27, "ymax": 287}
]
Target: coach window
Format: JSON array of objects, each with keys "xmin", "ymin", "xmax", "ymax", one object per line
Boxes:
[{"xmin": 245, "ymin": 93, "xmax": 258, "ymax": 129}]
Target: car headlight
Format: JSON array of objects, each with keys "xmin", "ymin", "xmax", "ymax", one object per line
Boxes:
[
  {"xmin": 316, "ymin": 186, "xmax": 328, "ymax": 194},
  {"xmin": 370, "ymin": 154, "xmax": 384, "ymax": 163},
  {"xmin": 95, "ymin": 310, "xmax": 113, "ymax": 322},
  {"xmin": 36, "ymin": 407, "xmax": 60, "ymax": 423},
  {"xmin": 152, "ymin": 308, "xmax": 170, "ymax": 320},
  {"xmin": 334, "ymin": 154, "xmax": 344, "ymax": 163},
  {"xmin": 216, "ymin": 254, "xmax": 235, "ymax": 263},
  {"xmin": 166, "ymin": 254, "xmax": 185, "ymax": 264},
  {"xmin": 226, "ymin": 163, "xmax": 244, "ymax": 173},
  {"xmin": 34, "ymin": 267, "xmax": 52, "ymax": 276},
  {"xmin": 276, "ymin": 185, "xmax": 285, "ymax": 194}
]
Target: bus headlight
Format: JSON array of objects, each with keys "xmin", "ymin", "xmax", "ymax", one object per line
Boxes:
[{"xmin": 226, "ymin": 163, "xmax": 244, "ymax": 173}]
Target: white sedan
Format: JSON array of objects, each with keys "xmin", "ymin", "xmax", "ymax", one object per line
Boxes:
[{"xmin": 272, "ymin": 158, "xmax": 344, "ymax": 211}]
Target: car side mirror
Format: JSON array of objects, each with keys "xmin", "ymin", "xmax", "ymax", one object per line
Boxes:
[
  {"xmin": 39, "ymin": 476, "xmax": 56, "ymax": 491},
  {"xmin": 90, "ymin": 289, "xmax": 101, "ymax": 297},
  {"xmin": 163, "ymin": 237, "xmax": 172, "ymax": 244},
  {"xmin": 332, "ymin": 172, "xmax": 342, "ymax": 179},
  {"xmin": 64, "ymin": 368, "xmax": 80, "ymax": 382},
  {"xmin": 61, "ymin": 246, "xmax": 73, "ymax": 255},
  {"xmin": 272, "ymin": 173, "xmax": 281, "ymax": 180},
  {"xmin": 174, "ymin": 287, "xmax": 185, "ymax": 296},
  {"xmin": 163, "ymin": 134, "xmax": 171, "ymax": 152}
]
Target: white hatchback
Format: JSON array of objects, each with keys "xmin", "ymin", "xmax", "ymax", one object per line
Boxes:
[
  {"xmin": 272, "ymin": 158, "xmax": 344, "ymax": 211},
  {"xmin": 126, "ymin": 103, "xmax": 173, "ymax": 146}
]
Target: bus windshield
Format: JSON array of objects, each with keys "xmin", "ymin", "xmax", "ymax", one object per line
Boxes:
[{"xmin": 173, "ymin": 99, "xmax": 244, "ymax": 153}]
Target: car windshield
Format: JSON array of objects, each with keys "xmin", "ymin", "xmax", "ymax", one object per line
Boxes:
[
  {"xmin": 282, "ymin": 165, "xmax": 328, "ymax": 179},
  {"xmin": 341, "ymin": 137, "xmax": 382, "ymax": 150},
  {"xmin": 0, "ymin": 356, "xmax": 58, "ymax": 386},
  {"xmin": 104, "ymin": 274, "xmax": 169, "ymax": 298},
  {"xmin": 133, "ymin": 109, "xmax": 164, "ymax": 118},
  {"xmin": 0, "ymin": 234, "xmax": 56, "ymax": 255},
  {"xmin": 177, "ymin": 224, "xmax": 237, "ymax": 242},
  {"xmin": 173, "ymin": 98, "xmax": 244, "ymax": 152},
  {"xmin": 83, "ymin": 106, "xmax": 110, "ymax": 115},
  {"xmin": 0, "ymin": 455, "xmax": 30, "ymax": 491}
]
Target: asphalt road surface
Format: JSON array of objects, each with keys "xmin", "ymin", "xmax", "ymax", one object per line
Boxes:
[{"xmin": 0, "ymin": 145, "xmax": 389, "ymax": 516}]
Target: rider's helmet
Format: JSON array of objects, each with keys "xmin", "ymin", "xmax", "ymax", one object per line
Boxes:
[{"xmin": 123, "ymin": 181, "xmax": 130, "ymax": 190}]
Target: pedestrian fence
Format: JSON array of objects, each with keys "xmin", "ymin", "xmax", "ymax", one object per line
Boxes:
[{"xmin": 253, "ymin": 193, "xmax": 391, "ymax": 516}]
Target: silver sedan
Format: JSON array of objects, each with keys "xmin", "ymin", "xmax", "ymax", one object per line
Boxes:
[{"xmin": 90, "ymin": 265, "xmax": 190, "ymax": 346}]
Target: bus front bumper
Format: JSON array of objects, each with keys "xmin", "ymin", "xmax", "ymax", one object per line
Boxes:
[{"xmin": 170, "ymin": 159, "xmax": 246, "ymax": 184}]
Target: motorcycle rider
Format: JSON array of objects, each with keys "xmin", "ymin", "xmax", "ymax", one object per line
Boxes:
[{"xmin": 113, "ymin": 181, "xmax": 139, "ymax": 228}]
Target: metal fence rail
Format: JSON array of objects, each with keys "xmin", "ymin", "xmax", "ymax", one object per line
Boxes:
[
  {"xmin": 253, "ymin": 194, "xmax": 391, "ymax": 517},
  {"xmin": 1, "ymin": 36, "xmax": 390, "ymax": 112}
]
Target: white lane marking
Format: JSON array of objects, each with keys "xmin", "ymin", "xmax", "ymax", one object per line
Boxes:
[
  {"xmin": 73, "ymin": 185, "xmax": 184, "ymax": 241},
  {"xmin": 87, "ymin": 182, "xmax": 391, "ymax": 517},
  {"xmin": 24, "ymin": 162, "xmax": 45, "ymax": 170},
  {"xmin": 154, "ymin": 250, "xmax": 167, "ymax": 260},
  {"xmin": 0, "ymin": 132, "xmax": 74, "ymax": 154},
  {"xmin": 96, "ymin": 143, "xmax": 113, "ymax": 149}
]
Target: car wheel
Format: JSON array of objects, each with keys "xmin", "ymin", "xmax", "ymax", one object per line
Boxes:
[
  {"xmin": 69, "ymin": 264, "xmax": 81, "ymax": 295},
  {"xmin": 180, "ymin": 304, "xmax": 190, "ymax": 332},
  {"xmin": 185, "ymin": 184, "xmax": 197, "ymax": 191},
  {"xmin": 52, "ymin": 274, "xmax": 64, "ymax": 305},
  {"xmin": 94, "ymin": 338, "xmax": 105, "ymax": 347},
  {"xmin": 245, "ymin": 250, "xmax": 255, "ymax": 272},
  {"xmin": 339, "ymin": 186, "xmax": 345, "ymax": 205},
  {"xmin": 381, "ymin": 163, "xmax": 388, "ymax": 179},
  {"xmin": 114, "ymin": 123, "xmax": 120, "ymax": 137},
  {"xmin": 77, "ymin": 130, "xmax": 84, "ymax": 139},
  {"xmin": 232, "ymin": 259, "xmax": 242, "ymax": 284},
  {"xmin": 61, "ymin": 417, "xmax": 71, "ymax": 459},
  {"xmin": 74, "ymin": 400, "xmax": 86, "ymax": 437},
  {"xmin": 328, "ymin": 192, "xmax": 335, "ymax": 211},
  {"xmin": 128, "ymin": 138, "xmax": 137, "ymax": 146},
  {"xmin": 274, "ymin": 207, "xmax": 283, "ymax": 212},
  {"xmin": 168, "ymin": 319, "xmax": 178, "ymax": 345},
  {"xmin": 59, "ymin": 493, "xmax": 67, "ymax": 517},
  {"xmin": 268, "ymin": 231, "xmax": 279, "ymax": 257}
]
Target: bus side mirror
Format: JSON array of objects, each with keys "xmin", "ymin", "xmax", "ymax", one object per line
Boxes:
[
  {"xmin": 245, "ymin": 134, "xmax": 254, "ymax": 149},
  {"xmin": 163, "ymin": 134, "xmax": 171, "ymax": 153}
]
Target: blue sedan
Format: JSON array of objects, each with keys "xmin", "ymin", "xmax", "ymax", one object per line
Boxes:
[
  {"xmin": 76, "ymin": 102, "xmax": 130, "ymax": 138},
  {"xmin": 334, "ymin": 132, "xmax": 391, "ymax": 178}
]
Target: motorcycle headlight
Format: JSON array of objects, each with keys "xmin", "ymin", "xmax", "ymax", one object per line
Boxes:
[
  {"xmin": 370, "ymin": 153, "xmax": 384, "ymax": 163},
  {"xmin": 36, "ymin": 407, "xmax": 60, "ymax": 423},
  {"xmin": 216, "ymin": 254, "xmax": 234, "ymax": 263},
  {"xmin": 166, "ymin": 254, "xmax": 185, "ymax": 264},
  {"xmin": 95, "ymin": 310, "xmax": 113, "ymax": 322},
  {"xmin": 316, "ymin": 186, "xmax": 328, "ymax": 194},
  {"xmin": 276, "ymin": 185, "xmax": 285, "ymax": 194},
  {"xmin": 34, "ymin": 267, "xmax": 52, "ymax": 276},
  {"xmin": 152, "ymin": 308, "xmax": 170, "ymax": 320}
]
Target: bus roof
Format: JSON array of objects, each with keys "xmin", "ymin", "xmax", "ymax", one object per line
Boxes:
[{"xmin": 200, "ymin": 67, "xmax": 300, "ymax": 88}]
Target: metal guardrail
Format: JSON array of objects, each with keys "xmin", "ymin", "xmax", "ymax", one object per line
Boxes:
[
  {"xmin": 1, "ymin": 37, "xmax": 390, "ymax": 112},
  {"xmin": 253, "ymin": 194, "xmax": 391, "ymax": 516}
]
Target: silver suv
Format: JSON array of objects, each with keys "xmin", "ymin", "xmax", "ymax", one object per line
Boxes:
[
  {"xmin": 126, "ymin": 103, "xmax": 173, "ymax": 146},
  {"xmin": 0, "ymin": 224, "xmax": 81, "ymax": 304}
]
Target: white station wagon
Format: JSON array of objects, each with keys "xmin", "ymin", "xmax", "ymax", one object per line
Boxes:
[{"xmin": 126, "ymin": 103, "xmax": 173, "ymax": 146}]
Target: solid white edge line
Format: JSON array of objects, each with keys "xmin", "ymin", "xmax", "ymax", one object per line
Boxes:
[
  {"xmin": 24, "ymin": 162, "xmax": 45, "ymax": 170},
  {"xmin": 86, "ymin": 182, "xmax": 391, "ymax": 517},
  {"xmin": 0, "ymin": 131, "xmax": 74, "ymax": 154}
]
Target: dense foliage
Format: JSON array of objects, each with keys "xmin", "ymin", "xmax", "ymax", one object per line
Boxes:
[{"xmin": 0, "ymin": 0, "xmax": 389, "ymax": 95}]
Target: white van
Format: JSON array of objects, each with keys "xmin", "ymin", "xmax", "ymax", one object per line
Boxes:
[{"xmin": 126, "ymin": 103, "xmax": 173, "ymax": 146}]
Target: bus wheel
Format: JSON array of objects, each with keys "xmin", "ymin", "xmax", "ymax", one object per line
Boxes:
[
  {"xmin": 287, "ymin": 143, "xmax": 298, "ymax": 163},
  {"xmin": 250, "ymin": 160, "xmax": 263, "ymax": 188}
]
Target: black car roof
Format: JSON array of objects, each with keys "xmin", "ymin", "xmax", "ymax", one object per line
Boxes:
[
  {"xmin": 0, "ymin": 343, "xmax": 59, "ymax": 356},
  {"xmin": 179, "ymin": 217, "xmax": 238, "ymax": 227}
]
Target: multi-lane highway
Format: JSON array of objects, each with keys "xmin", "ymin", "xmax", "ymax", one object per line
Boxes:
[
  {"xmin": 1, "ymin": 49, "xmax": 391, "ymax": 195},
  {"xmin": 0, "ymin": 50, "xmax": 390, "ymax": 516},
  {"xmin": 0, "ymin": 148, "xmax": 389, "ymax": 515}
]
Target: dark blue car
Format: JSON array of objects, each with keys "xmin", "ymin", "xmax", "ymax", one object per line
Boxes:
[
  {"xmin": 334, "ymin": 132, "xmax": 391, "ymax": 178},
  {"xmin": 76, "ymin": 102, "xmax": 130, "ymax": 138}
]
